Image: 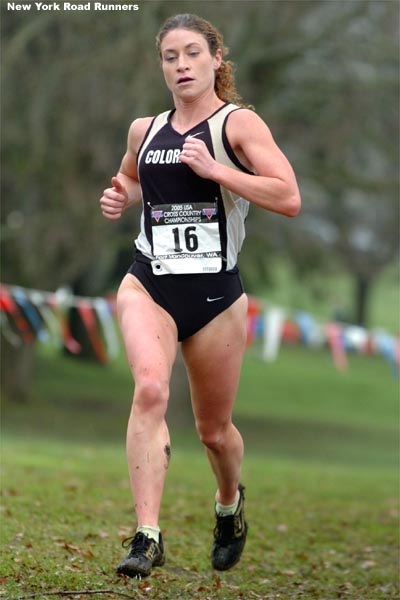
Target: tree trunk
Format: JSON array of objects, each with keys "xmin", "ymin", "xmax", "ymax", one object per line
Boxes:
[
  {"xmin": 1, "ymin": 337, "xmax": 36, "ymax": 402},
  {"xmin": 354, "ymin": 274, "xmax": 370, "ymax": 327}
]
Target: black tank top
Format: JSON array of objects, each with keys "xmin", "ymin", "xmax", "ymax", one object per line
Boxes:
[{"xmin": 135, "ymin": 103, "xmax": 252, "ymax": 274}]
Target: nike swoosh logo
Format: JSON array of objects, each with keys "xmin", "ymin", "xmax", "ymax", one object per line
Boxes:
[{"xmin": 207, "ymin": 296, "xmax": 225, "ymax": 302}]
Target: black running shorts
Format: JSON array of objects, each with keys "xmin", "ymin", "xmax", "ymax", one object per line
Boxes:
[{"xmin": 127, "ymin": 253, "xmax": 244, "ymax": 341}]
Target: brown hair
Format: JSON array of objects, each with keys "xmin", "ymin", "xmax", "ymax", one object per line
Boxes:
[{"xmin": 156, "ymin": 14, "xmax": 252, "ymax": 109}]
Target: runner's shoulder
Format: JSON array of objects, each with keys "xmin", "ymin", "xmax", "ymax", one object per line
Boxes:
[
  {"xmin": 226, "ymin": 108, "xmax": 270, "ymax": 139},
  {"xmin": 128, "ymin": 117, "xmax": 154, "ymax": 154}
]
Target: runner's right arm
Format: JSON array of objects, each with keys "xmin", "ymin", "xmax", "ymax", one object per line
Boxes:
[{"xmin": 100, "ymin": 117, "xmax": 153, "ymax": 220}]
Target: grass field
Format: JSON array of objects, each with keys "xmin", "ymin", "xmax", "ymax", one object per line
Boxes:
[{"xmin": 1, "ymin": 344, "xmax": 399, "ymax": 599}]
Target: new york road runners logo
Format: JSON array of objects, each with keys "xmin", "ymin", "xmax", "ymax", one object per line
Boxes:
[{"xmin": 151, "ymin": 210, "xmax": 164, "ymax": 223}]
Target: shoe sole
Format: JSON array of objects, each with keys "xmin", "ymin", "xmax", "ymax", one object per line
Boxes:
[
  {"xmin": 212, "ymin": 533, "xmax": 247, "ymax": 571},
  {"xmin": 116, "ymin": 555, "xmax": 165, "ymax": 578}
]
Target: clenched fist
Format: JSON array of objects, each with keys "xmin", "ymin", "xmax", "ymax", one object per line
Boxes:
[{"xmin": 100, "ymin": 177, "xmax": 129, "ymax": 220}]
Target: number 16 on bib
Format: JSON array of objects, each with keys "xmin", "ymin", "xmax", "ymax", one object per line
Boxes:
[{"xmin": 150, "ymin": 202, "xmax": 222, "ymax": 275}]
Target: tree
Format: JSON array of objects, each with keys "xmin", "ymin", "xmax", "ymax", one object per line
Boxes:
[
  {"xmin": 279, "ymin": 0, "xmax": 399, "ymax": 325},
  {"xmin": 225, "ymin": 0, "xmax": 398, "ymax": 326},
  {"xmin": 1, "ymin": 0, "xmax": 398, "ymax": 402},
  {"xmin": 1, "ymin": 5, "xmax": 166, "ymax": 398}
]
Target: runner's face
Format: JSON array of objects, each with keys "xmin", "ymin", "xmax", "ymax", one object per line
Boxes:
[{"xmin": 160, "ymin": 29, "xmax": 221, "ymax": 100}]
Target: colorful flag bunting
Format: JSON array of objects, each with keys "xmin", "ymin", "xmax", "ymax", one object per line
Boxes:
[{"xmin": 0, "ymin": 284, "xmax": 398, "ymax": 376}]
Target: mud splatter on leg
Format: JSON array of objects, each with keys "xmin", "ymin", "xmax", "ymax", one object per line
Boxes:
[{"xmin": 164, "ymin": 444, "xmax": 171, "ymax": 469}]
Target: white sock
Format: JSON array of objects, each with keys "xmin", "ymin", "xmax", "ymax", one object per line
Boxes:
[
  {"xmin": 215, "ymin": 491, "xmax": 240, "ymax": 517},
  {"xmin": 136, "ymin": 525, "xmax": 160, "ymax": 543}
]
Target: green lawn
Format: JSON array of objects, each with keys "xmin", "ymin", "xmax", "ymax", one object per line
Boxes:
[
  {"xmin": 1, "ymin": 439, "xmax": 398, "ymax": 600},
  {"xmin": 1, "ymin": 345, "xmax": 399, "ymax": 599}
]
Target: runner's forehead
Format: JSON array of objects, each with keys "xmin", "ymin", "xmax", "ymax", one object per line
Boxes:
[
  {"xmin": 160, "ymin": 30, "xmax": 208, "ymax": 53},
  {"xmin": 162, "ymin": 41, "xmax": 204, "ymax": 54}
]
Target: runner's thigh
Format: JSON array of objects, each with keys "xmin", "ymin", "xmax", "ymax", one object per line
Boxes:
[
  {"xmin": 117, "ymin": 274, "xmax": 178, "ymax": 383},
  {"xmin": 181, "ymin": 294, "xmax": 248, "ymax": 423}
]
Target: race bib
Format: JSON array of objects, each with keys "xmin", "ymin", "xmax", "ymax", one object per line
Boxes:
[{"xmin": 150, "ymin": 202, "xmax": 222, "ymax": 275}]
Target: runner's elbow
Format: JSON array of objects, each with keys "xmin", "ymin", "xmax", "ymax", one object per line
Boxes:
[{"xmin": 285, "ymin": 192, "xmax": 301, "ymax": 217}]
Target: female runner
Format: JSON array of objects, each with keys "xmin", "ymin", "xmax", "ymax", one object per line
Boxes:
[{"xmin": 99, "ymin": 13, "xmax": 301, "ymax": 578}]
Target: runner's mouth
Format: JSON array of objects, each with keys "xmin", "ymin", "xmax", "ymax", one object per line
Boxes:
[{"xmin": 177, "ymin": 77, "xmax": 194, "ymax": 85}]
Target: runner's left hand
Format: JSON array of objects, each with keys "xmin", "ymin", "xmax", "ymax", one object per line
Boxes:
[{"xmin": 180, "ymin": 136, "xmax": 217, "ymax": 180}]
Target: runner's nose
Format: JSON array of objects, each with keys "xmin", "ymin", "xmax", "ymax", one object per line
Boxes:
[{"xmin": 176, "ymin": 54, "xmax": 189, "ymax": 71}]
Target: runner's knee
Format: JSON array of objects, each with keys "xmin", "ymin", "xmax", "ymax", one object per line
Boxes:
[
  {"xmin": 196, "ymin": 420, "xmax": 230, "ymax": 452},
  {"xmin": 133, "ymin": 378, "xmax": 169, "ymax": 417}
]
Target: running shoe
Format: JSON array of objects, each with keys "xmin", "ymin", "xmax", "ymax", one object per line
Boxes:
[
  {"xmin": 116, "ymin": 531, "xmax": 165, "ymax": 578},
  {"xmin": 211, "ymin": 483, "xmax": 248, "ymax": 571}
]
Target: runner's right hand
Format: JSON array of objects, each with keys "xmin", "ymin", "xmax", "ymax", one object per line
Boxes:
[{"xmin": 100, "ymin": 177, "xmax": 128, "ymax": 220}]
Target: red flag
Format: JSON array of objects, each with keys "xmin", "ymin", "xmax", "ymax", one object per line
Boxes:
[{"xmin": 0, "ymin": 286, "xmax": 34, "ymax": 343}]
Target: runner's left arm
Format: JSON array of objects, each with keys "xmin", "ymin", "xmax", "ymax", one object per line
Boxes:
[{"xmin": 180, "ymin": 109, "xmax": 301, "ymax": 218}]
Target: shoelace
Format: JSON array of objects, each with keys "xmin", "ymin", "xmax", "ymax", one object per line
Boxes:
[
  {"xmin": 214, "ymin": 514, "xmax": 237, "ymax": 544},
  {"xmin": 121, "ymin": 532, "xmax": 152, "ymax": 553}
]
